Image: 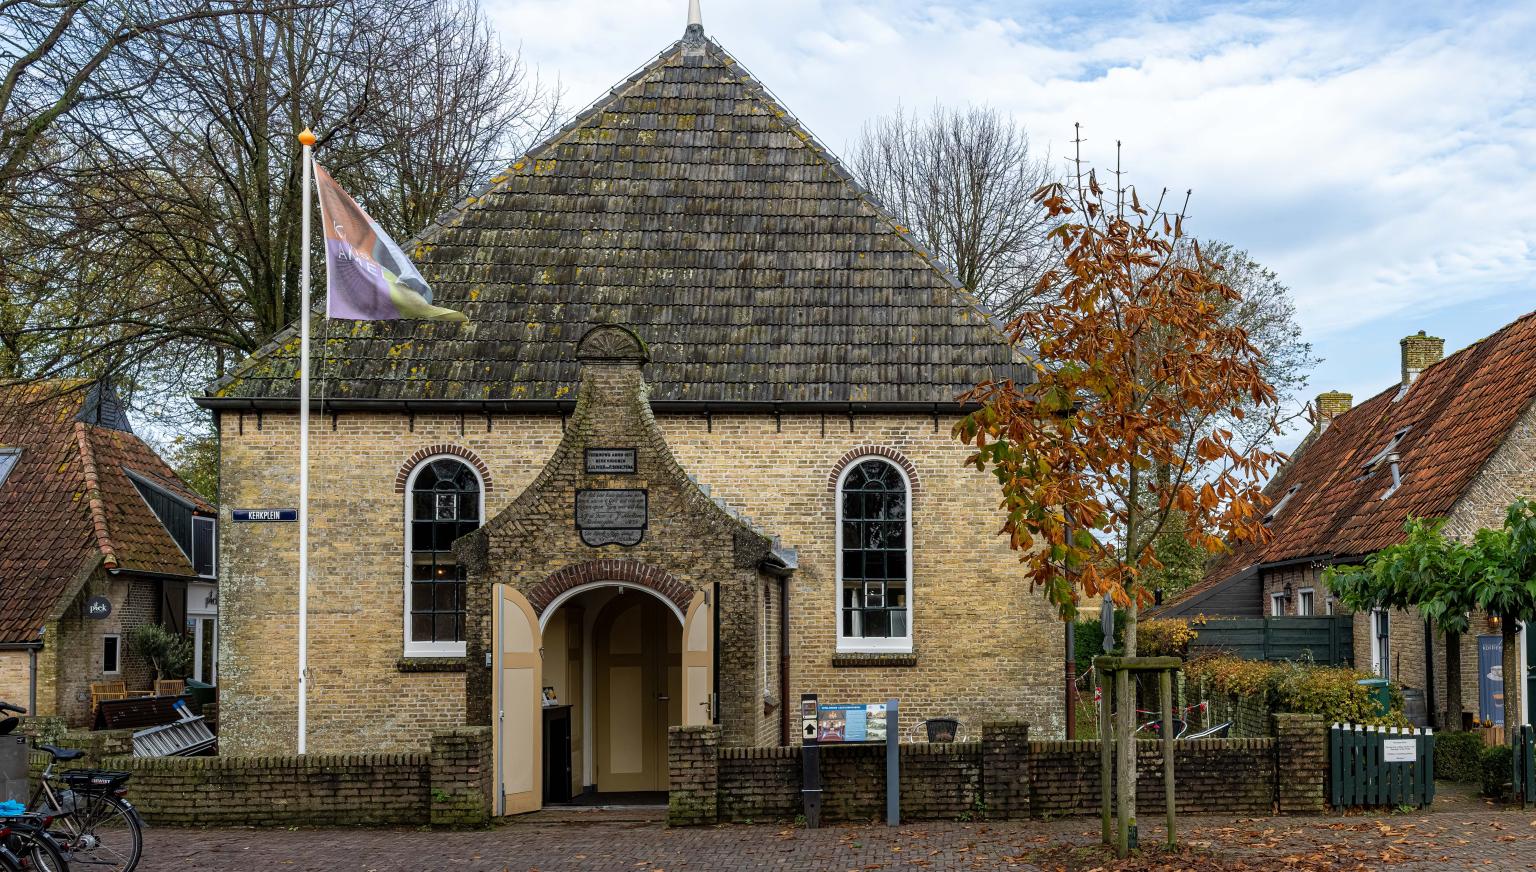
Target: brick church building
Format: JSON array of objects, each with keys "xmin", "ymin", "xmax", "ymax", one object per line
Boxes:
[{"xmin": 198, "ymin": 14, "xmax": 1060, "ymax": 813}]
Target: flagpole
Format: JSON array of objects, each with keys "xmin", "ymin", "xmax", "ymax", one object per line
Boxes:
[{"xmin": 297, "ymin": 126, "xmax": 316, "ymax": 755}]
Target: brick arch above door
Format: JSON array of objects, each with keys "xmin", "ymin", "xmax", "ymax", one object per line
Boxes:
[{"xmin": 525, "ymin": 559, "xmax": 694, "ymax": 618}]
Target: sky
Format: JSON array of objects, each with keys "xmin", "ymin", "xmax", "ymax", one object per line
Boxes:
[{"xmin": 482, "ymin": 0, "xmax": 1536, "ymax": 446}]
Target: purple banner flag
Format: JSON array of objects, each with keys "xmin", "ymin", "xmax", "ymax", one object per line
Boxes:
[{"xmin": 314, "ymin": 164, "xmax": 466, "ymax": 322}]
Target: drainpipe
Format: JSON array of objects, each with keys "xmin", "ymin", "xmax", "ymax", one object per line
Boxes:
[{"xmin": 779, "ymin": 576, "xmax": 791, "ymax": 746}]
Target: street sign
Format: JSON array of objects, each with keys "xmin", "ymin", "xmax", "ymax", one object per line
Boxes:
[{"xmin": 232, "ymin": 509, "xmax": 297, "ymax": 522}]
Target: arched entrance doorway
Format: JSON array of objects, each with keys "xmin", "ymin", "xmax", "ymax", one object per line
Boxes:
[{"xmin": 495, "ymin": 578, "xmax": 708, "ymax": 813}]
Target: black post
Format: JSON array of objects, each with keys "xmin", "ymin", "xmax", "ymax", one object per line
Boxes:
[
  {"xmin": 1066, "ymin": 619, "xmax": 1077, "ymax": 739},
  {"xmin": 885, "ymin": 698, "xmax": 899, "ymax": 825},
  {"xmin": 800, "ymin": 693, "xmax": 821, "ymax": 828}
]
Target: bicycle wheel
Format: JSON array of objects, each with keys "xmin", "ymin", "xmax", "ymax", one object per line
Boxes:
[
  {"xmin": 55, "ymin": 794, "xmax": 140, "ymax": 872},
  {"xmin": 5, "ymin": 828, "xmax": 68, "ymax": 872},
  {"xmin": 0, "ymin": 847, "xmax": 19, "ymax": 872}
]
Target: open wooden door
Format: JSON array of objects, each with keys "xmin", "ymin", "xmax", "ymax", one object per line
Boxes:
[
  {"xmin": 494, "ymin": 584, "xmax": 542, "ymax": 814},
  {"xmin": 682, "ymin": 596, "xmax": 712, "ymax": 726}
]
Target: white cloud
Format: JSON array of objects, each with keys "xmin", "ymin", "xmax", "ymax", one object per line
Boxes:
[{"xmin": 486, "ymin": 0, "xmax": 1536, "ymax": 344}]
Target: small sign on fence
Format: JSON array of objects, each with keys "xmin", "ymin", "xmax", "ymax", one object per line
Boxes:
[{"xmin": 1329, "ymin": 723, "xmax": 1435, "ymax": 809}]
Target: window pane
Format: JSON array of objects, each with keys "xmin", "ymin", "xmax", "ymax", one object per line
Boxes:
[
  {"xmin": 458, "ymin": 492, "xmax": 478, "ymax": 522},
  {"xmin": 883, "ymin": 521, "xmax": 905, "ymax": 549},
  {"xmin": 434, "ymin": 613, "xmax": 457, "ymax": 641},
  {"xmin": 887, "ymin": 583, "xmax": 907, "ymax": 608},
  {"xmin": 413, "ymin": 492, "xmax": 433, "ymax": 521},
  {"xmin": 433, "ymin": 524, "xmax": 457, "ymax": 551},
  {"xmin": 434, "ymin": 582, "xmax": 459, "ymax": 611},
  {"xmin": 843, "ymin": 549, "xmax": 862, "ymax": 580},
  {"xmin": 412, "ymin": 614, "xmax": 433, "ymax": 641},
  {"xmin": 886, "ymin": 551, "xmax": 907, "ymax": 580},
  {"xmin": 412, "ymin": 583, "xmax": 433, "ymax": 611},
  {"xmin": 890, "ymin": 608, "xmax": 908, "ymax": 637},
  {"xmin": 864, "ymin": 609, "xmax": 890, "ymax": 638},
  {"xmin": 841, "ymin": 522, "xmax": 861, "ymax": 549}
]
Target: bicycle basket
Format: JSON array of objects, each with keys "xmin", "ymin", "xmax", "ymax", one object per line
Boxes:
[{"xmin": 59, "ymin": 769, "xmax": 132, "ymax": 793}]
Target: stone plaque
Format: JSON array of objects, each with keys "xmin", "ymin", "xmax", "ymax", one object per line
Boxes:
[
  {"xmin": 584, "ymin": 448, "xmax": 637, "ymax": 474},
  {"xmin": 575, "ymin": 488, "xmax": 647, "ymax": 547}
]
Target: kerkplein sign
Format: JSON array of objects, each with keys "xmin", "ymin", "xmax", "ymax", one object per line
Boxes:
[{"xmin": 575, "ymin": 488, "xmax": 648, "ymax": 546}]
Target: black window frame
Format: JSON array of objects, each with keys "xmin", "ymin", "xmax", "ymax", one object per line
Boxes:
[
  {"xmin": 406, "ymin": 457, "xmax": 481, "ymax": 651},
  {"xmin": 837, "ymin": 458, "xmax": 911, "ymax": 645}
]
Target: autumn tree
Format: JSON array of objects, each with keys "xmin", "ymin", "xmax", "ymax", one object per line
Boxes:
[
  {"xmin": 955, "ymin": 137, "xmax": 1284, "ymax": 853},
  {"xmin": 1326, "ymin": 518, "xmax": 1480, "ymax": 731}
]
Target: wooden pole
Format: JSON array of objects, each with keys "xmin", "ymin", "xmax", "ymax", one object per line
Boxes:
[
  {"xmin": 1115, "ymin": 666, "xmax": 1131, "ymax": 856},
  {"xmin": 1099, "ymin": 667, "xmax": 1112, "ymax": 846},
  {"xmin": 1160, "ymin": 669, "xmax": 1175, "ymax": 848}
]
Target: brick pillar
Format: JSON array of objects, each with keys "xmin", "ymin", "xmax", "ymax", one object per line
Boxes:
[
  {"xmin": 1274, "ymin": 713, "xmax": 1326, "ymax": 814},
  {"xmin": 981, "ymin": 722, "xmax": 1030, "ymax": 819},
  {"xmin": 667, "ymin": 725, "xmax": 720, "ymax": 826},
  {"xmin": 430, "ymin": 727, "xmax": 493, "ymax": 826}
]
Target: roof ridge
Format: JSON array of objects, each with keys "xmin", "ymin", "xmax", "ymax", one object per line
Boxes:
[{"xmin": 72, "ymin": 421, "xmax": 119, "ymax": 570}]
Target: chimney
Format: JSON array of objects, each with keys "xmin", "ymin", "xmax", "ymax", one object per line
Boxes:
[
  {"xmin": 1315, "ymin": 390, "xmax": 1352, "ymax": 432},
  {"xmin": 1400, "ymin": 331, "xmax": 1445, "ymax": 385}
]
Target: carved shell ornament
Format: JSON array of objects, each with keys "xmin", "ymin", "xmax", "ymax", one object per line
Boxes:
[{"xmin": 576, "ymin": 324, "xmax": 649, "ymax": 363}]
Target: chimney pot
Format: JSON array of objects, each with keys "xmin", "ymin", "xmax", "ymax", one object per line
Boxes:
[{"xmin": 1400, "ymin": 331, "xmax": 1445, "ymax": 385}]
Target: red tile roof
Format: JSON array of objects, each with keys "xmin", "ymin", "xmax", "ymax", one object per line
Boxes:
[
  {"xmin": 1178, "ymin": 310, "xmax": 1536, "ymax": 606},
  {"xmin": 0, "ymin": 382, "xmax": 211, "ymax": 643}
]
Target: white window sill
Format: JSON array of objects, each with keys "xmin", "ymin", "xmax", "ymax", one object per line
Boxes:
[
  {"xmin": 403, "ymin": 644, "xmax": 467, "ymax": 659},
  {"xmin": 836, "ymin": 640, "xmax": 913, "ymax": 655}
]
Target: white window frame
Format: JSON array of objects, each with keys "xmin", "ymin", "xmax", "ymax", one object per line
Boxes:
[
  {"xmin": 402, "ymin": 455, "xmax": 484, "ymax": 658},
  {"xmin": 1296, "ymin": 588, "xmax": 1315, "ymax": 617},
  {"xmin": 1371, "ymin": 608, "xmax": 1390, "ymax": 679},
  {"xmin": 835, "ymin": 456, "xmax": 914, "ymax": 654},
  {"xmin": 1270, "ymin": 592, "xmax": 1285, "ymax": 617},
  {"xmin": 192, "ymin": 515, "xmax": 217, "ymax": 579},
  {"xmin": 102, "ymin": 633, "xmax": 121, "ymax": 675}
]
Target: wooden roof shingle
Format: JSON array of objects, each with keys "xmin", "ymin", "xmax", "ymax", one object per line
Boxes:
[{"xmin": 201, "ymin": 36, "xmax": 1024, "ymax": 408}]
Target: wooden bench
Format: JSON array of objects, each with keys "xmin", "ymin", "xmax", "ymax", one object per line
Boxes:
[{"xmin": 93, "ymin": 695, "xmax": 184, "ymax": 731}]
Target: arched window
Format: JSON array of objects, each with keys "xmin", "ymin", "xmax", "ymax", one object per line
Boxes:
[
  {"xmin": 837, "ymin": 457, "xmax": 912, "ymax": 651},
  {"xmin": 405, "ymin": 457, "xmax": 482, "ymax": 656}
]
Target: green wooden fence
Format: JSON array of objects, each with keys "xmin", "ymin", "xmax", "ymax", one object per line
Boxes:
[
  {"xmin": 1328, "ymin": 723, "xmax": 1435, "ymax": 808},
  {"xmin": 1189, "ymin": 615, "xmax": 1355, "ymax": 666},
  {"xmin": 1514, "ymin": 725, "xmax": 1536, "ymax": 805}
]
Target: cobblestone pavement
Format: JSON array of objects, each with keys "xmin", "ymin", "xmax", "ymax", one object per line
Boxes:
[{"xmin": 136, "ymin": 788, "xmax": 1536, "ymax": 871}]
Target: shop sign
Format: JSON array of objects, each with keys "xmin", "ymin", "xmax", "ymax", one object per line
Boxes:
[
  {"xmin": 84, "ymin": 595, "xmax": 112, "ymax": 620},
  {"xmin": 584, "ymin": 448, "xmax": 636, "ymax": 474},
  {"xmin": 575, "ymin": 488, "xmax": 647, "ymax": 546}
]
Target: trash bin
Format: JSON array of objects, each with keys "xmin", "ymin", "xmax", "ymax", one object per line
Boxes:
[
  {"xmin": 1358, "ymin": 678, "xmax": 1391, "ymax": 717},
  {"xmin": 185, "ymin": 679, "xmax": 216, "ymax": 708}
]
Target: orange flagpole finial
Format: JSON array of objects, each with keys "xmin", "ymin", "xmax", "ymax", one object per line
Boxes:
[{"xmin": 298, "ymin": 127, "xmax": 316, "ymax": 147}]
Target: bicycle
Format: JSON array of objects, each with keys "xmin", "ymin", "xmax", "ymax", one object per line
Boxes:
[
  {"xmin": 0, "ymin": 813, "xmax": 71, "ymax": 872},
  {"xmin": 0, "ymin": 702, "xmax": 141, "ymax": 872}
]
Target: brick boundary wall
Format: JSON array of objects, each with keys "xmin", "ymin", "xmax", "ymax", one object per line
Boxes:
[
  {"xmin": 29, "ymin": 727, "xmax": 493, "ymax": 828},
  {"xmin": 672, "ymin": 720, "xmax": 1327, "ymax": 826}
]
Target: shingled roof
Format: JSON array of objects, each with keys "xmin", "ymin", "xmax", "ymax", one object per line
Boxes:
[
  {"xmin": 1171, "ymin": 309, "xmax": 1536, "ymax": 610},
  {"xmin": 0, "ymin": 382, "xmax": 213, "ymax": 644},
  {"xmin": 199, "ymin": 30, "xmax": 1024, "ymax": 411}
]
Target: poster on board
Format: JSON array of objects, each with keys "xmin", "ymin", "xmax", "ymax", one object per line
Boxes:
[{"xmin": 816, "ymin": 703, "xmax": 889, "ymax": 743}]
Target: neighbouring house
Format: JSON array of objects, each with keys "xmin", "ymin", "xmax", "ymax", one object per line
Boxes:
[
  {"xmin": 0, "ymin": 381, "xmax": 219, "ymax": 728},
  {"xmin": 195, "ymin": 12, "xmax": 1064, "ymax": 813},
  {"xmin": 1162, "ymin": 314, "xmax": 1536, "ymax": 728}
]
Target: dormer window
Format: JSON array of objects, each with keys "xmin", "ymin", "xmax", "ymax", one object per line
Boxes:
[
  {"xmin": 1263, "ymin": 484, "xmax": 1301, "ymax": 525},
  {"xmin": 1360, "ymin": 427, "xmax": 1411, "ymax": 477}
]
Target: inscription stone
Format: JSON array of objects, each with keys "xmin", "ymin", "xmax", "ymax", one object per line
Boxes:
[
  {"xmin": 584, "ymin": 448, "xmax": 637, "ymax": 474},
  {"xmin": 575, "ymin": 488, "xmax": 648, "ymax": 547}
]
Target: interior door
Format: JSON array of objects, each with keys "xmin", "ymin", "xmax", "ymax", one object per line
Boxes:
[{"xmin": 596, "ymin": 595, "xmax": 680, "ymax": 792}]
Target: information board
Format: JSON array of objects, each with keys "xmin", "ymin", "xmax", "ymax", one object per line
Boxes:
[
  {"xmin": 816, "ymin": 702, "xmax": 888, "ymax": 743},
  {"xmin": 1382, "ymin": 739, "xmax": 1416, "ymax": 763}
]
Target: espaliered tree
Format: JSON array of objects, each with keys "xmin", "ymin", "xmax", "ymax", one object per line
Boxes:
[
  {"xmin": 954, "ymin": 137, "xmax": 1283, "ymax": 855},
  {"xmin": 1470, "ymin": 499, "xmax": 1536, "ymax": 741},
  {"xmin": 1325, "ymin": 518, "xmax": 1480, "ymax": 731}
]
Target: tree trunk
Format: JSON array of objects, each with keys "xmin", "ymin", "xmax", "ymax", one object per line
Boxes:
[
  {"xmin": 1444, "ymin": 629, "xmax": 1462, "ymax": 732},
  {"xmin": 1114, "ymin": 599, "xmax": 1139, "ymax": 856},
  {"xmin": 1503, "ymin": 619, "xmax": 1522, "ymax": 744}
]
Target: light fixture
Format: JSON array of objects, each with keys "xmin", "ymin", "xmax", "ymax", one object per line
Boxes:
[
  {"xmin": 1282, "ymin": 581, "xmax": 1294, "ymax": 601},
  {"xmin": 1490, "ymin": 614, "xmax": 1503, "ymax": 632}
]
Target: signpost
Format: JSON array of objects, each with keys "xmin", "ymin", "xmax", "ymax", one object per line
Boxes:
[{"xmin": 799, "ymin": 695, "xmax": 900, "ymax": 828}]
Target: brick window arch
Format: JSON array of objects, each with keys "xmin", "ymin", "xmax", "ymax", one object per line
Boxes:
[
  {"xmin": 827, "ymin": 445, "xmax": 920, "ymax": 498},
  {"xmin": 395, "ymin": 444, "xmax": 493, "ymax": 494}
]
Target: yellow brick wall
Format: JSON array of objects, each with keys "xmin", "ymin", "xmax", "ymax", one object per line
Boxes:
[
  {"xmin": 217, "ymin": 409, "xmax": 1061, "ymax": 754},
  {"xmin": 0, "ymin": 650, "xmax": 30, "ymax": 712}
]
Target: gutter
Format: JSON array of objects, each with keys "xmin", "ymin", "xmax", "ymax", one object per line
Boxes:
[{"xmin": 194, "ymin": 396, "xmax": 984, "ymax": 416}]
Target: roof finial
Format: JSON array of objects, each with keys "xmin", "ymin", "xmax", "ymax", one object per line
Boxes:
[{"xmin": 683, "ymin": 0, "xmax": 705, "ymax": 55}]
